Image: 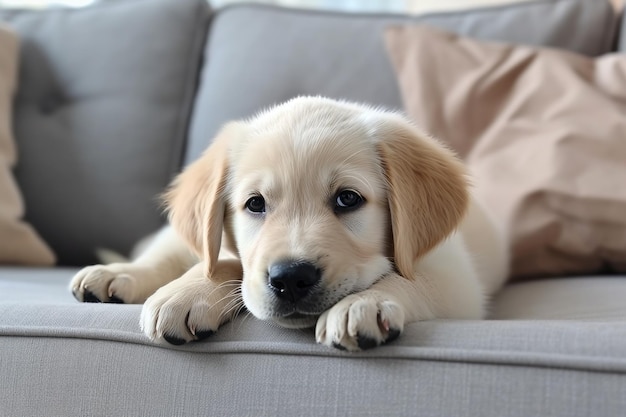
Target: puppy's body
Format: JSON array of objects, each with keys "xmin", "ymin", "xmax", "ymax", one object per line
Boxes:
[{"xmin": 70, "ymin": 97, "xmax": 508, "ymax": 351}]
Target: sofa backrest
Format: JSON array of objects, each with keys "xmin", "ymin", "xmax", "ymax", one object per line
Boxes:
[
  {"xmin": 1, "ymin": 0, "xmax": 209, "ymax": 265},
  {"xmin": 185, "ymin": 0, "xmax": 618, "ymax": 163},
  {"xmin": 0, "ymin": 0, "xmax": 619, "ymax": 265},
  {"xmin": 619, "ymin": 10, "xmax": 626, "ymax": 52}
]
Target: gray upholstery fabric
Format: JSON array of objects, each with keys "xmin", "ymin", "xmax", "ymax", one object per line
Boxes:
[
  {"xmin": 2, "ymin": 337, "xmax": 625, "ymax": 417},
  {"xmin": 1, "ymin": 268, "xmax": 626, "ymax": 416},
  {"xmin": 185, "ymin": 0, "xmax": 617, "ymax": 162},
  {"xmin": 0, "ymin": 0, "xmax": 210, "ymax": 265},
  {"xmin": 492, "ymin": 277, "xmax": 626, "ymax": 320}
]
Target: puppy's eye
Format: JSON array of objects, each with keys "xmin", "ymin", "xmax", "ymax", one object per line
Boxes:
[
  {"xmin": 334, "ymin": 190, "xmax": 364, "ymax": 213},
  {"xmin": 245, "ymin": 196, "xmax": 265, "ymax": 213}
]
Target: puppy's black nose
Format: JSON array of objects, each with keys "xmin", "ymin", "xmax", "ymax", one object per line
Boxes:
[{"xmin": 268, "ymin": 261, "xmax": 321, "ymax": 303}]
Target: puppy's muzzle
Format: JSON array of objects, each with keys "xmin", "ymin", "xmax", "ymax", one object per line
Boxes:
[{"xmin": 268, "ymin": 260, "xmax": 321, "ymax": 303}]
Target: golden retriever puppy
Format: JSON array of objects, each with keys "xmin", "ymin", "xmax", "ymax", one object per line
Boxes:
[{"xmin": 70, "ymin": 96, "xmax": 508, "ymax": 351}]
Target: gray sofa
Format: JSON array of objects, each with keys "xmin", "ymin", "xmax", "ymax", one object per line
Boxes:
[{"xmin": 1, "ymin": 0, "xmax": 626, "ymax": 416}]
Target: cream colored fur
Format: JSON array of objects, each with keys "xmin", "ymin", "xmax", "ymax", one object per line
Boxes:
[{"xmin": 70, "ymin": 97, "xmax": 508, "ymax": 351}]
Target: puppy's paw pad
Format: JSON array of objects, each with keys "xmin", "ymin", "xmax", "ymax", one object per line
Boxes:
[
  {"xmin": 163, "ymin": 334, "xmax": 188, "ymax": 346},
  {"xmin": 108, "ymin": 294, "xmax": 125, "ymax": 304},
  {"xmin": 356, "ymin": 334, "xmax": 380, "ymax": 351},
  {"xmin": 316, "ymin": 295, "xmax": 405, "ymax": 351},
  {"xmin": 194, "ymin": 329, "xmax": 215, "ymax": 341},
  {"xmin": 82, "ymin": 290, "xmax": 102, "ymax": 303}
]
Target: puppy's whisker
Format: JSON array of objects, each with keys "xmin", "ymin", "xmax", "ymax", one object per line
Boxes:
[
  {"xmin": 218, "ymin": 299, "xmax": 245, "ymax": 323},
  {"xmin": 206, "ymin": 280, "xmax": 241, "ymax": 299},
  {"xmin": 214, "ymin": 280, "xmax": 242, "ymax": 290},
  {"xmin": 235, "ymin": 310, "xmax": 253, "ymax": 332},
  {"xmin": 216, "ymin": 287, "xmax": 243, "ymax": 306},
  {"xmin": 211, "ymin": 290, "xmax": 243, "ymax": 312},
  {"xmin": 220, "ymin": 292, "xmax": 243, "ymax": 310},
  {"xmin": 231, "ymin": 302, "xmax": 247, "ymax": 323},
  {"xmin": 217, "ymin": 303, "xmax": 241, "ymax": 324}
]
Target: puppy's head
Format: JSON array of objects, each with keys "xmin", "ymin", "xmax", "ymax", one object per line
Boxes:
[{"xmin": 165, "ymin": 97, "xmax": 468, "ymax": 329}]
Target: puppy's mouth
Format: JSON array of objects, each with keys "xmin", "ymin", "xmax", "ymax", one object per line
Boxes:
[{"xmin": 268, "ymin": 294, "xmax": 345, "ymax": 329}]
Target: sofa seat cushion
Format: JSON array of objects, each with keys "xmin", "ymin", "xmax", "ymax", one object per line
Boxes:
[
  {"xmin": 2, "ymin": 268, "xmax": 626, "ymax": 415},
  {"xmin": 0, "ymin": 267, "xmax": 624, "ymax": 365},
  {"xmin": 491, "ymin": 277, "xmax": 626, "ymax": 321},
  {"xmin": 0, "ymin": 0, "xmax": 210, "ymax": 266}
]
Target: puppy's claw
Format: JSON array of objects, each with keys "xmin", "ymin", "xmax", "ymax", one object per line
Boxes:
[{"xmin": 378, "ymin": 313, "xmax": 390, "ymax": 333}]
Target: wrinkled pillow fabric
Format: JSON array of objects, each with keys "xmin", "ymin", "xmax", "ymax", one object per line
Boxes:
[
  {"xmin": 385, "ymin": 25, "xmax": 626, "ymax": 279},
  {"xmin": 0, "ymin": 24, "xmax": 55, "ymax": 265}
]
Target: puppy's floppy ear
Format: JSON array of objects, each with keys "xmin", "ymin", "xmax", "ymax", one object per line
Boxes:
[
  {"xmin": 163, "ymin": 123, "xmax": 241, "ymax": 276},
  {"xmin": 376, "ymin": 115, "xmax": 469, "ymax": 280}
]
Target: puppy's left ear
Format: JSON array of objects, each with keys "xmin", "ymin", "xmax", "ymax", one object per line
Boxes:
[
  {"xmin": 376, "ymin": 115, "xmax": 469, "ymax": 280},
  {"xmin": 163, "ymin": 122, "xmax": 242, "ymax": 276}
]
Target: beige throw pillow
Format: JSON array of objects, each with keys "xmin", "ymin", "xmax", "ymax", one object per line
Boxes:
[
  {"xmin": 385, "ymin": 25, "xmax": 626, "ymax": 279},
  {"xmin": 0, "ymin": 24, "xmax": 55, "ymax": 265}
]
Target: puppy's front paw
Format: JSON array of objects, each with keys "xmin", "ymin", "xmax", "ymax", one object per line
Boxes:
[
  {"xmin": 315, "ymin": 293, "xmax": 405, "ymax": 351},
  {"xmin": 70, "ymin": 264, "xmax": 151, "ymax": 304},
  {"xmin": 140, "ymin": 268, "xmax": 242, "ymax": 345}
]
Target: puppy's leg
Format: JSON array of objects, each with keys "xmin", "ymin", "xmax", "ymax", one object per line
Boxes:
[
  {"xmin": 140, "ymin": 260, "xmax": 243, "ymax": 345},
  {"xmin": 315, "ymin": 273, "xmax": 414, "ymax": 351},
  {"xmin": 316, "ymin": 235, "xmax": 485, "ymax": 351},
  {"xmin": 70, "ymin": 227, "xmax": 196, "ymax": 304}
]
